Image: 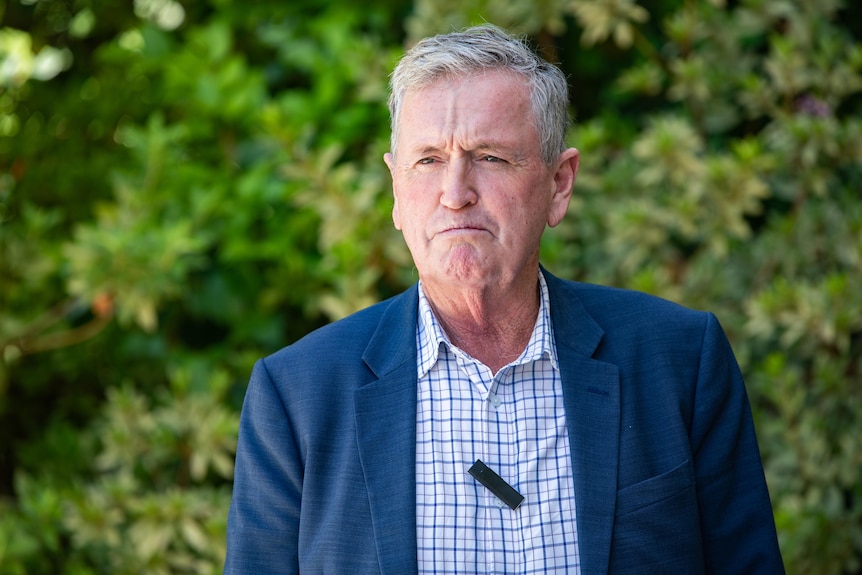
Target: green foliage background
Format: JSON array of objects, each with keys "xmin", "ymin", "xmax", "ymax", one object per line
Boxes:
[{"xmin": 1, "ymin": 0, "xmax": 860, "ymax": 572}]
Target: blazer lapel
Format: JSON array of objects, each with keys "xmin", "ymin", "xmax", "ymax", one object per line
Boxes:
[
  {"xmin": 546, "ymin": 273, "xmax": 621, "ymax": 575},
  {"xmin": 354, "ymin": 286, "xmax": 420, "ymax": 574}
]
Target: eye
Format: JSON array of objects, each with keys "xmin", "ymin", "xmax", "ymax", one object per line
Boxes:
[
  {"xmin": 418, "ymin": 158, "xmax": 436, "ymax": 165},
  {"xmin": 482, "ymin": 155, "xmax": 504, "ymax": 163}
]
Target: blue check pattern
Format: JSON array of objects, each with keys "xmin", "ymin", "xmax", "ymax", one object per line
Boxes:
[{"xmin": 415, "ymin": 271, "xmax": 581, "ymax": 574}]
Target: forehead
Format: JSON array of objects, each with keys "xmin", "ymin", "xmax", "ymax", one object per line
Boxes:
[{"xmin": 397, "ymin": 70, "xmax": 538, "ymax": 149}]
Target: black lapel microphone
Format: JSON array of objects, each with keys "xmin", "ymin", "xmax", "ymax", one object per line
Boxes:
[{"xmin": 468, "ymin": 459, "xmax": 525, "ymax": 510}]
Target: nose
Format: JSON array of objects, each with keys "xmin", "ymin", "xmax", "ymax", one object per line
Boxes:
[{"xmin": 440, "ymin": 158, "xmax": 477, "ymax": 210}]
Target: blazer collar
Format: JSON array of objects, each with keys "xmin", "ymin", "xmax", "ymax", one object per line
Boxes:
[{"xmin": 355, "ymin": 275, "xmax": 621, "ymax": 575}]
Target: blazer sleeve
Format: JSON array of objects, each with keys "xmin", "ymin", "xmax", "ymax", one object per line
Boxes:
[
  {"xmin": 224, "ymin": 359, "xmax": 302, "ymax": 575},
  {"xmin": 692, "ymin": 313, "xmax": 784, "ymax": 574}
]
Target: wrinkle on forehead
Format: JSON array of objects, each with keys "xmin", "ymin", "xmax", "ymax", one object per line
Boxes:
[{"xmin": 396, "ymin": 70, "xmax": 538, "ymax": 161}]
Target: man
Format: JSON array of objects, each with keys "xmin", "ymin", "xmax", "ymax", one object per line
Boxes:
[{"xmin": 224, "ymin": 25, "xmax": 784, "ymax": 574}]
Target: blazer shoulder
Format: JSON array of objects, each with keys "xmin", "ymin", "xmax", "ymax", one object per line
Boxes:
[
  {"xmin": 552, "ymin": 275, "xmax": 708, "ymax": 329},
  {"xmin": 261, "ymin": 285, "xmax": 418, "ymax": 372},
  {"xmin": 544, "ymin": 272, "xmax": 717, "ymax": 365}
]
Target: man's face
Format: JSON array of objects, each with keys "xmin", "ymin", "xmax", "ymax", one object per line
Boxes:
[{"xmin": 384, "ymin": 70, "xmax": 578, "ymax": 292}]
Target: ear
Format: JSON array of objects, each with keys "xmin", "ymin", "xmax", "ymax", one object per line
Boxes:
[
  {"xmin": 384, "ymin": 152, "xmax": 402, "ymax": 230},
  {"xmin": 547, "ymin": 148, "xmax": 580, "ymax": 228}
]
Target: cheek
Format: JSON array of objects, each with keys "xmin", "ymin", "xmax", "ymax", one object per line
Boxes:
[
  {"xmin": 395, "ymin": 185, "xmax": 432, "ymax": 218},
  {"xmin": 508, "ymin": 195, "xmax": 553, "ymax": 240},
  {"xmin": 392, "ymin": 194, "xmax": 428, "ymax": 243}
]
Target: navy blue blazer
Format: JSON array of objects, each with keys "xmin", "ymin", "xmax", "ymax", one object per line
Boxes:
[{"xmin": 225, "ymin": 272, "xmax": 784, "ymax": 574}]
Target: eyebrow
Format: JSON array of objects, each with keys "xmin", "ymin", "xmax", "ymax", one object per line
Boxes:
[{"xmin": 409, "ymin": 141, "xmax": 524, "ymax": 157}]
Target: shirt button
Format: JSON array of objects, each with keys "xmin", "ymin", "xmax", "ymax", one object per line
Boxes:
[{"xmin": 489, "ymin": 393, "xmax": 502, "ymax": 408}]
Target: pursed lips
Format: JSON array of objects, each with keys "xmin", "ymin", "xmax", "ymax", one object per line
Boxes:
[{"xmin": 435, "ymin": 224, "xmax": 491, "ymax": 238}]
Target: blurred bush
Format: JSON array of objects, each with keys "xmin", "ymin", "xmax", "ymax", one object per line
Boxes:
[{"xmin": 1, "ymin": 0, "xmax": 860, "ymax": 572}]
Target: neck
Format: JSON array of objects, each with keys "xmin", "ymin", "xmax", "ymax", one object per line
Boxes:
[{"xmin": 422, "ymin": 270, "xmax": 540, "ymax": 373}]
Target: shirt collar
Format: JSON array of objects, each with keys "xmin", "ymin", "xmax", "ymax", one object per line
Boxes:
[{"xmin": 416, "ymin": 270, "xmax": 558, "ymax": 379}]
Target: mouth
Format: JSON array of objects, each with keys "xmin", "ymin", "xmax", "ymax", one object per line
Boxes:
[
  {"xmin": 437, "ymin": 219, "xmax": 491, "ymax": 233},
  {"xmin": 443, "ymin": 224, "xmax": 484, "ymax": 232},
  {"xmin": 437, "ymin": 225, "xmax": 489, "ymax": 237}
]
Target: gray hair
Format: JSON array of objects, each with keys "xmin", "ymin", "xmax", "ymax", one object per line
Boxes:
[{"xmin": 388, "ymin": 24, "xmax": 570, "ymax": 165}]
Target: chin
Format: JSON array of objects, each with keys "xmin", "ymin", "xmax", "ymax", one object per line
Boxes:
[
  {"xmin": 443, "ymin": 258, "xmax": 500, "ymax": 287},
  {"xmin": 414, "ymin": 246, "xmax": 504, "ymax": 286}
]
